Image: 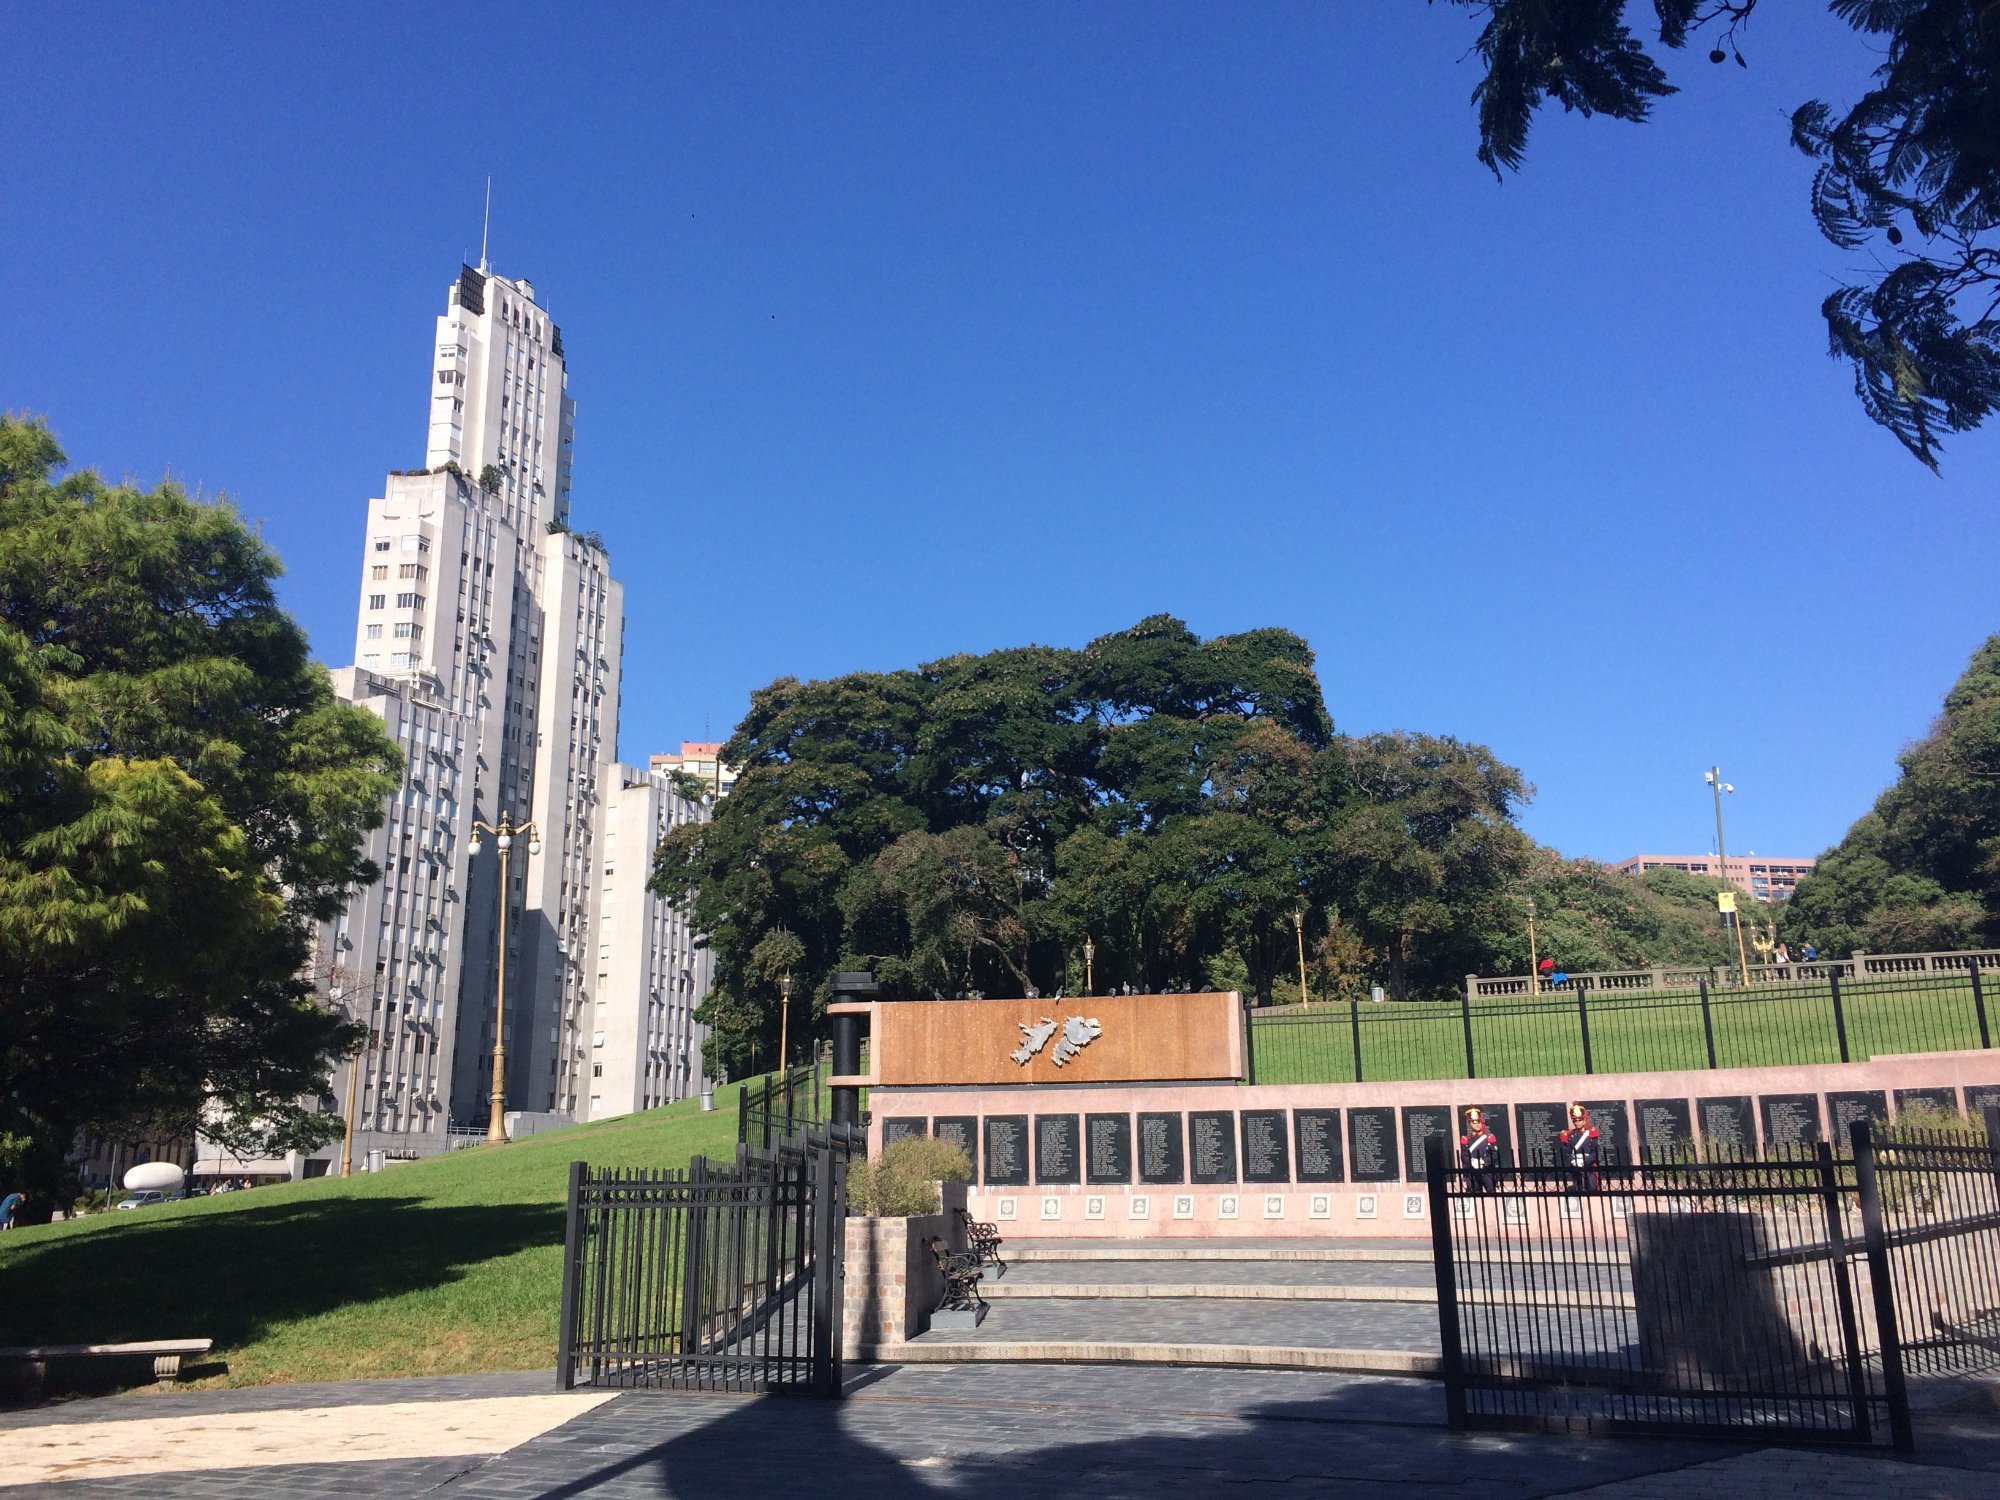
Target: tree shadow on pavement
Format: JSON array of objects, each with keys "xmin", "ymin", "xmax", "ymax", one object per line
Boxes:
[{"xmin": 467, "ymin": 1364, "xmax": 1768, "ymax": 1500}]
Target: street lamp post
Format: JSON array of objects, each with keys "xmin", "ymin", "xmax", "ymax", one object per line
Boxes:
[
  {"xmin": 777, "ymin": 973, "xmax": 793, "ymax": 1075},
  {"xmin": 468, "ymin": 813, "xmax": 541, "ymax": 1143},
  {"xmin": 1293, "ymin": 909, "xmax": 1312, "ymax": 1009},
  {"xmin": 1705, "ymin": 768, "xmax": 1751, "ymax": 986},
  {"xmin": 1083, "ymin": 936, "xmax": 1095, "ymax": 997},
  {"xmin": 1526, "ymin": 897, "xmax": 1540, "ymax": 996}
]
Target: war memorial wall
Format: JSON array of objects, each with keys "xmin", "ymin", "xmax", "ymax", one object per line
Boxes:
[{"xmin": 831, "ymin": 991, "xmax": 2000, "ymax": 1239}]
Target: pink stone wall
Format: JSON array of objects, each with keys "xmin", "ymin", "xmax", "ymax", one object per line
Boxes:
[{"xmin": 870, "ymin": 1051, "xmax": 2000, "ymax": 1241}]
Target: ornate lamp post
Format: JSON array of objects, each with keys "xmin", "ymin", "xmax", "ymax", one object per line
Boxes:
[
  {"xmin": 1083, "ymin": 936, "xmax": 1095, "ymax": 996},
  {"xmin": 777, "ymin": 973, "xmax": 793, "ymax": 1074},
  {"xmin": 468, "ymin": 813, "xmax": 541, "ymax": 1142},
  {"xmin": 1293, "ymin": 909, "xmax": 1312, "ymax": 1010}
]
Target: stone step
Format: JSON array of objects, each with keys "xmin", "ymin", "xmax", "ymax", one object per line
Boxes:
[
  {"xmin": 982, "ymin": 1281, "xmax": 1435, "ymax": 1303},
  {"xmin": 868, "ymin": 1341, "xmax": 1442, "ymax": 1376},
  {"xmin": 900, "ymin": 1293, "xmax": 1443, "ymax": 1357},
  {"xmin": 998, "ymin": 1243, "xmax": 1432, "ymax": 1264},
  {"xmin": 993, "ymin": 1258, "xmax": 1436, "ymax": 1289}
]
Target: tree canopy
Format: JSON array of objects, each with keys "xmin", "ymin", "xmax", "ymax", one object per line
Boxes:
[
  {"xmin": 652, "ymin": 616, "xmax": 1551, "ymax": 1074},
  {"xmin": 1784, "ymin": 633, "xmax": 2000, "ymax": 954},
  {"xmin": 1438, "ymin": 0, "xmax": 2000, "ymax": 469},
  {"xmin": 0, "ymin": 415, "xmax": 400, "ymax": 1217}
]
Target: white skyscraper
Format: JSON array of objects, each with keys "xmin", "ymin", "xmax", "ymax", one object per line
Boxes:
[
  {"xmin": 317, "ymin": 261, "xmax": 625, "ymax": 1158},
  {"xmin": 587, "ymin": 765, "xmax": 717, "ymax": 1119}
]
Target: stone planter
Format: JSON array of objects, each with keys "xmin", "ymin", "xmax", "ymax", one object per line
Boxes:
[{"xmin": 842, "ymin": 1179, "xmax": 969, "ymax": 1359}]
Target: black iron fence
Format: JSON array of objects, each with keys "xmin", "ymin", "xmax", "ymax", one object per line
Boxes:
[
  {"xmin": 557, "ymin": 1123, "xmax": 862, "ymax": 1394},
  {"xmin": 1425, "ymin": 1110, "xmax": 2000, "ymax": 1453},
  {"xmin": 1251, "ymin": 969, "xmax": 1994, "ymax": 1086},
  {"xmin": 739, "ymin": 1060, "xmax": 829, "ymax": 1148}
]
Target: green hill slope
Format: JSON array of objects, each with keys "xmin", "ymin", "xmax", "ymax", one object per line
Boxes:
[{"xmin": 0, "ymin": 1088, "xmax": 748, "ymax": 1387}]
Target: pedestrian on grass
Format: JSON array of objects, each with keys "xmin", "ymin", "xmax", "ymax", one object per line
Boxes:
[{"xmin": 1, "ymin": 1191, "xmax": 22, "ymax": 1229}]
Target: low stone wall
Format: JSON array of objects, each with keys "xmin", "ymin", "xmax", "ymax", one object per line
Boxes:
[{"xmin": 842, "ymin": 1181, "xmax": 968, "ymax": 1359}]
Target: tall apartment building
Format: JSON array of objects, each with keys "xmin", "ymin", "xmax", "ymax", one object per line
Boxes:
[
  {"xmin": 649, "ymin": 741, "xmax": 739, "ymax": 800},
  {"xmin": 316, "ymin": 261, "xmax": 625, "ymax": 1160},
  {"xmin": 587, "ymin": 764, "xmax": 717, "ymax": 1119}
]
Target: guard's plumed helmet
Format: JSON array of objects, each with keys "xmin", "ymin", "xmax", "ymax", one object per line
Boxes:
[
  {"xmin": 1567, "ymin": 1102, "xmax": 1590, "ymax": 1126},
  {"xmin": 1464, "ymin": 1108, "xmax": 1486, "ymax": 1131}
]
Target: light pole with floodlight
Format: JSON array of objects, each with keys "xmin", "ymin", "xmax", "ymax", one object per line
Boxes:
[
  {"xmin": 1705, "ymin": 768, "xmax": 1751, "ymax": 986},
  {"xmin": 468, "ymin": 813, "xmax": 541, "ymax": 1142}
]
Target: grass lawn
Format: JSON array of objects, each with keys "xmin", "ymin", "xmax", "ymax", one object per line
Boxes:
[
  {"xmin": 0, "ymin": 1085, "xmax": 751, "ymax": 1389},
  {"xmin": 1252, "ymin": 975, "xmax": 1993, "ymax": 1085}
]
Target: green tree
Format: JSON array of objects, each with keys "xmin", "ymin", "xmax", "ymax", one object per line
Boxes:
[
  {"xmin": 0, "ymin": 416, "xmax": 400, "ymax": 1218},
  {"xmin": 1786, "ymin": 634, "xmax": 2000, "ymax": 954},
  {"xmin": 1438, "ymin": 0, "xmax": 2000, "ymax": 467},
  {"xmin": 1330, "ymin": 731, "xmax": 1533, "ymax": 999}
]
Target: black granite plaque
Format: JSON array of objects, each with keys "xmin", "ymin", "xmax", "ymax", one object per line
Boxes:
[
  {"xmin": 1293, "ymin": 1108, "xmax": 1344, "ymax": 1183},
  {"xmin": 1241, "ymin": 1110, "xmax": 1291, "ymax": 1185},
  {"xmin": 1965, "ymin": 1084, "xmax": 2000, "ymax": 1114},
  {"xmin": 1514, "ymin": 1103, "xmax": 1567, "ymax": 1170},
  {"xmin": 1036, "ymin": 1114, "xmax": 1081, "ymax": 1185},
  {"xmin": 1466, "ymin": 1104, "xmax": 1513, "ymax": 1168},
  {"xmin": 1401, "ymin": 1105, "xmax": 1453, "ymax": 1182},
  {"xmin": 1635, "ymin": 1098, "xmax": 1694, "ymax": 1164},
  {"xmin": 1137, "ymin": 1111, "xmax": 1186, "ymax": 1185},
  {"xmin": 880, "ymin": 1117, "xmax": 927, "ymax": 1149},
  {"xmin": 1190, "ymin": 1110, "xmax": 1239, "ymax": 1185},
  {"xmin": 932, "ymin": 1115, "xmax": 978, "ymax": 1178},
  {"xmin": 1086, "ymin": 1113, "xmax": 1133, "ymax": 1185},
  {"xmin": 983, "ymin": 1114, "xmax": 1029, "ymax": 1187},
  {"xmin": 1697, "ymin": 1096, "xmax": 1755, "ymax": 1158},
  {"xmin": 1760, "ymin": 1093, "xmax": 1823, "ymax": 1151},
  {"xmin": 1348, "ymin": 1106, "xmax": 1399, "ymax": 1183},
  {"xmin": 1894, "ymin": 1087, "xmax": 1960, "ymax": 1118},
  {"xmin": 1582, "ymin": 1100, "xmax": 1632, "ymax": 1170},
  {"xmin": 1826, "ymin": 1090, "xmax": 1888, "ymax": 1145}
]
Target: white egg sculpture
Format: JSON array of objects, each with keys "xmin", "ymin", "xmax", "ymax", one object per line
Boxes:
[{"xmin": 123, "ymin": 1162, "xmax": 186, "ymax": 1194}]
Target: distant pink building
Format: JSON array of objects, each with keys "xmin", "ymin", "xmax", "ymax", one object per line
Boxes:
[{"xmin": 1610, "ymin": 853, "xmax": 1817, "ymax": 903}]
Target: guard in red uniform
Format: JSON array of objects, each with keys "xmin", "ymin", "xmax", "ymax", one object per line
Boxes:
[
  {"xmin": 1459, "ymin": 1107, "xmax": 1500, "ymax": 1194},
  {"xmin": 1558, "ymin": 1101, "xmax": 1601, "ymax": 1194}
]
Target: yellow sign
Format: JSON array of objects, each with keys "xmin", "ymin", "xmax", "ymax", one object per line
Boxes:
[{"xmin": 1717, "ymin": 890, "xmax": 1738, "ymax": 914}]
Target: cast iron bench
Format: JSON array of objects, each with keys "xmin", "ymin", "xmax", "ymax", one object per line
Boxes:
[
  {"xmin": 956, "ymin": 1207, "xmax": 1005, "ymax": 1274},
  {"xmin": 927, "ymin": 1236, "xmax": 986, "ymax": 1312},
  {"xmin": 0, "ymin": 1338, "xmax": 212, "ymax": 1400}
]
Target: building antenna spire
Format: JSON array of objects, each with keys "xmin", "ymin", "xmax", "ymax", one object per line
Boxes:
[{"xmin": 479, "ymin": 177, "xmax": 491, "ymax": 273}]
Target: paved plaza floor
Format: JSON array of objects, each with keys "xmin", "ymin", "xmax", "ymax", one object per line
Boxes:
[{"xmin": 6, "ymin": 1364, "xmax": 2000, "ymax": 1498}]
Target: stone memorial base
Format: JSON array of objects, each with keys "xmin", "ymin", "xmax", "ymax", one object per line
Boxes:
[
  {"xmin": 930, "ymin": 1304, "xmax": 989, "ymax": 1331},
  {"xmin": 870, "ymin": 1050, "xmax": 2000, "ymax": 1241}
]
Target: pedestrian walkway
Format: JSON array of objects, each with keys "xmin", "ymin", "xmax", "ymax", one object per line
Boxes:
[{"xmin": 9, "ymin": 1363, "xmax": 1999, "ymax": 1498}]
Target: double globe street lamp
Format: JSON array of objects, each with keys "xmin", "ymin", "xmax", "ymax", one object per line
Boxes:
[{"xmin": 468, "ymin": 813, "xmax": 541, "ymax": 1143}]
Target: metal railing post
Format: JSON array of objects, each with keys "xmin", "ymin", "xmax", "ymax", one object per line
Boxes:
[
  {"xmin": 1349, "ymin": 993, "xmax": 1364, "ymax": 1084},
  {"xmin": 1459, "ymin": 987, "xmax": 1477, "ymax": 1080},
  {"xmin": 1424, "ymin": 1134, "xmax": 1466, "ymax": 1428},
  {"xmin": 811, "ymin": 1141, "xmax": 840, "ymax": 1396},
  {"xmin": 1829, "ymin": 972, "xmax": 1852, "ymax": 1063},
  {"xmin": 1851, "ymin": 1120, "xmax": 1914, "ymax": 1454},
  {"xmin": 1697, "ymin": 979, "xmax": 1719, "ymax": 1069},
  {"xmin": 1814, "ymin": 1140, "xmax": 1872, "ymax": 1443},
  {"xmin": 1971, "ymin": 962, "xmax": 1992, "ymax": 1050},
  {"xmin": 1242, "ymin": 993, "xmax": 1257, "ymax": 1085},
  {"xmin": 1576, "ymin": 984, "xmax": 1594, "ymax": 1074},
  {"xmin": 556, "ymin": 1160, "xmax": 585, "ymax": 1389}
]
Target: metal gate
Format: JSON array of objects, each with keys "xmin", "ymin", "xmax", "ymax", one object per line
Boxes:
[
  {"xmin": 557, "ymin": 1124, "xmax": 860, "ymax": 1394},
  {"xmin": 1426, "ymin": 1114, "xmax": 2000, "ymax": 1452}
]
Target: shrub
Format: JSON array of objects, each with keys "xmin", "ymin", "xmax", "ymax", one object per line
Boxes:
[{"xmin": 847, "ymin": 1136, "xmax": 972, "ymax": 1217}]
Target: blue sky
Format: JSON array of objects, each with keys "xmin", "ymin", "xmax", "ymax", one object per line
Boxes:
[{"xmin": 5, "ymin": 4, "xmax": 1994, "ymax": 863}]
